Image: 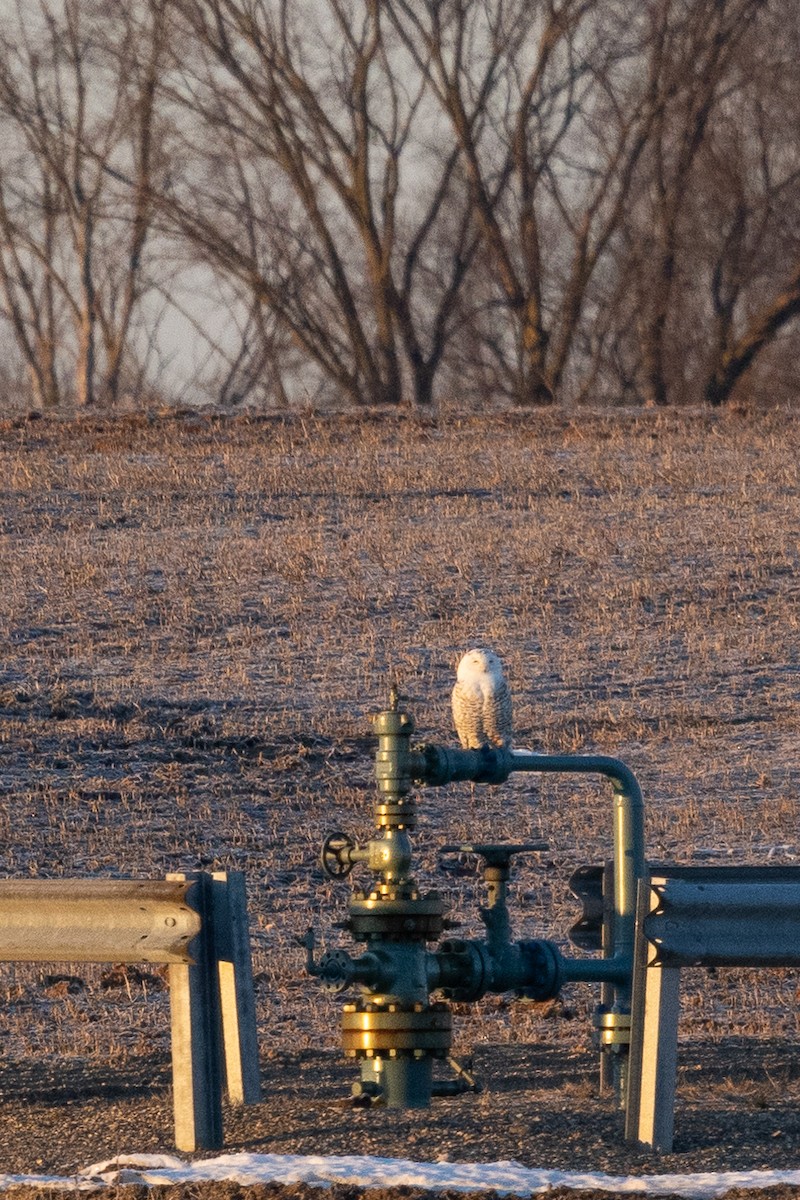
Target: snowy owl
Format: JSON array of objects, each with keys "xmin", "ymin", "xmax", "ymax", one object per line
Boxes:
[{"xmin": 451, "ymin": 648, "xmax": 513, "ymax": 750}]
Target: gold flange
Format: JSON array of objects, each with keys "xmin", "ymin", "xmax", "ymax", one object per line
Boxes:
[
  {"xmin": 593, "ymin": 1010, "xmax": 631, "ymax": 1046},
  {"xmin": 342, "ymin": 1003, "xmax": 452, "ymax": 1055}
]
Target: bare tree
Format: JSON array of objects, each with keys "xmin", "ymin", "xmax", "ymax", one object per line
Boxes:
[
  {"xmin": 0, "ymin": 0, "xmax": 168, "ymax": 409},
  {"xmin": 164, "ymin": 0, "xmax": 479, "ymax": 407},
  {"xmin": 697, "ymin": 5, "xmax": 800, "ymax": 406},
  {"xmin": 0, "ymin": 161, "xmax": 64, "ymax": 410},
  {"xmin": 165, "ymin": 268, "xmax": 303, "ymax": 408},
  {"xmin": 0, "ymin": 0, "xmax": 792, "ymax": 414},
  {"xmin": 610, "ymin": 0, "xmax": 771, "ymax": 408},
  {"xmin": 384, "ymin": 0, "xmax": 662, "ymax": 406}
]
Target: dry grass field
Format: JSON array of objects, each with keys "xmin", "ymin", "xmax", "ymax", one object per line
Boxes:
[{"xmin": 1, "ymin": 407, "xmax": 800, "ymax": 1189}]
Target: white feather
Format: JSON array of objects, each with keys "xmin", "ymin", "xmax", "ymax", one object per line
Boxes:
[{"xmin": 451, "ymin": 648, "xmax": 513, "ymax": 749}]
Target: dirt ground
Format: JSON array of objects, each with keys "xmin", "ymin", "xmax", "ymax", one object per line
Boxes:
[
  {"xmin": 2, "ymin": 1039, "xmax": 800, "ymax": 1174},
  {"xmin": 1, "ymin": 408, "xmax": 800, "ymax": 1196}
]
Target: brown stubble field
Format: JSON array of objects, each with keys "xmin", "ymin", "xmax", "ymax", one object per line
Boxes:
[{"xmin": 1, "ymin": 407, "xmax": 800, "ymax": 1187}]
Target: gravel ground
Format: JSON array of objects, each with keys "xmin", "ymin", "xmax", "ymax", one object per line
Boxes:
[
  {"xmin": 2, "ymin": 411, "xmax": 800, "ymax": 1198},
  {"xmin": 1, "ymin": 1040, "xmax": 799, "ymax": 1181}
]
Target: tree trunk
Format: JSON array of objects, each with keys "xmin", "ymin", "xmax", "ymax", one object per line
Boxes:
[
  {"xmin": 518, "ymin": 299, "xmax": 554, "ymax": 405},
  {"xmin": 704, "ymin": 266, "xmax": 800, "ymax": 406},
  {"xmin": 75, "ymin": 308, "xmax": 96, "ymax": 408},
  {"xmin": 75, "ymin": 208, "xmax": 96, "ymax": 408},
  {"xmin": 412, "ymin": 359, "xmax": 435, "ymax": 407},
  {"xmin": 374, "ymin": 322, "xmax": 403, "ymax": 406},
  {"xmin": 638, "ymin": 319, "xmax": 670, "ymax": 407},
  {"xmin": 28, "ymin": 350, "xmax": 60, "ymax": 410}
]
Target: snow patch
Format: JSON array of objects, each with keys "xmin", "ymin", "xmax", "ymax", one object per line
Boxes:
[{"xmin": 0, "ymin": 1152, "xmax": 797, "ymax": 1197}]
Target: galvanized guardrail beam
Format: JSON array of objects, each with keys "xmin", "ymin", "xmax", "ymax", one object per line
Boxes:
[
  {"xmin": 0, "ymin": 878, "xmax": 199, "ymax": 963},
  {"xmin": 625, "ymin": 866, "xmax": 800, "ymax": 1153},
  {"xmin": 0, "ymin": 870, "xmax": 261, "ymax": 1152}
]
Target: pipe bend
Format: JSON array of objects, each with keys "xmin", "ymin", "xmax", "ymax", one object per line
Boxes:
[{"xmin": 508, "ymin": 750, "xmax": 642, "ymax": 798}]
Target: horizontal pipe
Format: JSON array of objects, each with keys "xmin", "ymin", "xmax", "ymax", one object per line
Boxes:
[
  {"xmin": 0, "ymin": 879, "xmax": 200, "ymax": 963},
  {"xmin": 414, "ymin": 745, "xmax": 645, "ymax": 964},
  {"xmin": 558, "ymin": 952, "xmax": 632, "ymax": 986}
]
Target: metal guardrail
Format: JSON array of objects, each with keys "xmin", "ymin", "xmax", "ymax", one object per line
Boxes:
[
  {"xmin": 0, "ymin": 878, "xmax": 199, "ymax": 962},
  {"xmin": 0, "ymin": 870, "xmax": 261, "ymax": 1152},
  {"xmin": 625, "ymin": 866, "xmax": 800, "ymax": 1153}
]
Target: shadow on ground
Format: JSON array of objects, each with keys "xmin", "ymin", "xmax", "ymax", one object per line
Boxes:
[{"xmin": 1, "ymin": 1041, "xmax": 799, "ymax": 1190}]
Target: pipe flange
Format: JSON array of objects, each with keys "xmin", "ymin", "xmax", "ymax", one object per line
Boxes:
[
  {"xmin": 348, "ymin": 893, "xmax": 446, "ymax": 942},
  {"xmin": 437, "ymin": 938, "xmax": 489, "ymax": 1002},
  {"xmin": 593, "ymin": 1008, "xmax": 631, "ymax": 1047},
  {"xmin": 316, "ymin": 948, "xmax": 354, "ymax": 992},
  {"xmin": 518, "ymin": 939, "xmax": 563, "ymax": 1002},
  {"xmin": 342, "ymin": 1001, "xmax": 452, "ymax": 1057},
  {"xmin": 374, "ymin": 799, "xmax": 417, "ymax": 829}
]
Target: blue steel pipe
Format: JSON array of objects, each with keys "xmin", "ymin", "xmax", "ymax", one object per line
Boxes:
[
  {"xmin": 506, "ymin": 749, "xmax": 645, "ymax": 1007},
  {"xmin": 413, "ymin": 743, "xmax": 645, "ymax": 1105},
  {"xmin": 413, "ymin": 745, "xmax": 645, "ymax": 1005}
]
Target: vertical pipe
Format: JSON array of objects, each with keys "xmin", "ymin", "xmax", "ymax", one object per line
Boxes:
[
  {"xmin": 506, "ymin": 752, "xmax": 645, "ymax": 971},
  {"xmin": 599, "ymin": 860, "xmax": 615, "ymax": 1093},
  {"xmin": 507, "ymin": 751, "xmax": 646, "ymax": 1105}
]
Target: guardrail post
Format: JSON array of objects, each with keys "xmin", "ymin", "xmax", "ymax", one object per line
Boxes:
[
  {"xmin": 625, "ymin": 872, "xmax": 681, "ymax": 1151},
  {"xmin": 212, "ymin": 870, "xmax": 262, "ymax": 1105},
  {"xmin": 168, "ymin": 872, "xmax": 224, "ymax": 1152}
]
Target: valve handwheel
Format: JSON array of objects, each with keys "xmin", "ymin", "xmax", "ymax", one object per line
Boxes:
[
  {"xmin": 440, "ymin": 842, "xmax": 549, "ymax": 871},
  {"xmin": 321, "ymin": 831, "xmax": 357, "ymax": 878}
]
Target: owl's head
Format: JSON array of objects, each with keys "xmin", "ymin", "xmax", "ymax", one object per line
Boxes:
[{"xmin": 456, "ymin": 647, "xmax": 504, "ymax": 682}]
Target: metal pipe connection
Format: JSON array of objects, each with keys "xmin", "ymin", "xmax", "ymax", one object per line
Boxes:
[
  {"xmin": 308, "ymin": 690, "xmax": 646, "ymax": 1108},
  {"xmin": 412, "ymin": 744, "xmax": 645, "ymax": 992}
]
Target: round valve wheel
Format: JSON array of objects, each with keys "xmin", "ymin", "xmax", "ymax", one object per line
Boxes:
[
  {"xmin": 321, "ymin": 831, "xmax": 356, "ymax": 878},
  {"xmin": 440, "ymin": 842, "xmax": 549, "ymax": 870}
]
